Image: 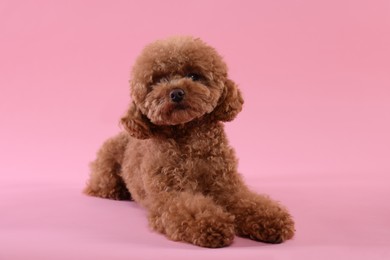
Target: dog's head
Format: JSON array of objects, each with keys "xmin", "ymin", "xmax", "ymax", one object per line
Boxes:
[{"xmin": 121, "ymin": 36, "xmax": 243, "ymax": 139}]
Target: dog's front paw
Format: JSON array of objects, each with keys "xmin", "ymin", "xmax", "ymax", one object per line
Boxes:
[
  {"xmin": 236, "ymin": 206, "xmax": 295, "ymax": 244},
  {"xmin": 255, "ymin": 212, "xmax": 295, "ymax": 244},
  {"xmin": 149, "ymin": 193, "xmax": 236, "ymax": 248},
  {"xmin": 191, "ymin": 217, "xmax": 235, "ymax": 248}
]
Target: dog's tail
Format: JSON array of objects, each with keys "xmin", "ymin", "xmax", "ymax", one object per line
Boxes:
[{"xmin": 84, "ymin": 131, "xmax": 132, "ymax": 200}]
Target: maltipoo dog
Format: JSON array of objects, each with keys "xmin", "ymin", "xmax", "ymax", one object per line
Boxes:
[{"xmin": 85, "ymin": 36, "xmax": 295, "ymax": 248}]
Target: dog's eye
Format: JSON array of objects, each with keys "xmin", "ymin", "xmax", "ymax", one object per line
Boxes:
[
  {"xmin": 186, "ymin": 73, "xmax": 201, "ymax": 81},
  {"xmin": 152, "ymin": 75, "xmax": 166, "ymax": 84}
]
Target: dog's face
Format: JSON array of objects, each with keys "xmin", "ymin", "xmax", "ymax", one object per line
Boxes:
[{"xmin": 121, "ymin": 36, "xmax": 243, "ymax": 139}]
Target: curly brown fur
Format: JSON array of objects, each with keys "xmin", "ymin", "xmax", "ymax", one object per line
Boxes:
[{"xmin": 85, "ymin": 36, "xmax": 295, "ymax": 248}]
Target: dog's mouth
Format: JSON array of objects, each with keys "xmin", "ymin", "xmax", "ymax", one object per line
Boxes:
[
  {"xmin": 168, "ymin": 103, "xmax": 189, "ymax": 111},
  {"xmin": 161, "ymin": 102, "xmax": 191, "ymax": 119},
  {"xmin": 144, "ymin": 94, "xmax": 217, "ymax": 125},
  {"xmin": 150, "ymin": 102, "xmax": 199, "ymax": 125}
]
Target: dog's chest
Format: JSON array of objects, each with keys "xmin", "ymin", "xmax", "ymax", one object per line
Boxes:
[{"xmin": 146, "ymin": 130, "xmax": 232, "ymax": 193}]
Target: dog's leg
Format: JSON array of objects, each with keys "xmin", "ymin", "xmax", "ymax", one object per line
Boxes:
[
  {"xmin": 84, "ymin": 132, "xmax": 131, "ymax": 200},
  {"xmin": 224, "ymin": 190, "xmax": 295, "ymax": 243},
  {"xmin": 147, "ymin": 191, "xmax": 235, "ymax": 248}
]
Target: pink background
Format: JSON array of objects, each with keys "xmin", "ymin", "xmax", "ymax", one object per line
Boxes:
[{"xmin": 1, "ymin": 0, "xmax": 389, "ymax": 259}]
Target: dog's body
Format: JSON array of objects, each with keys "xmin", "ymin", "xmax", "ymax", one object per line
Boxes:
[{"xmin": 85, "ymin": 36, "xmax": 294, "ymax": 247}]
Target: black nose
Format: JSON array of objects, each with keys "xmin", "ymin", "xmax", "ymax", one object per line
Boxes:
[{"xmin": 170, "ymin": 89, "xmax": 185, "ymax": 103}]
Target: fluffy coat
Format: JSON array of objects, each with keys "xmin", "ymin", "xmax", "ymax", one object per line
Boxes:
[{"xmin": 85, "ymin": 36, "xmax": 295, "ymax": 248}]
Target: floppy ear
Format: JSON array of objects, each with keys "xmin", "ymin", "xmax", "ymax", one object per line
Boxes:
[
  {"xmin": 120, "ymin": 102, "xmax": 153, "ymax": 139},
  {"xmin": 213, "ymin": 79, "xmax": 244, "ymax": 122}
]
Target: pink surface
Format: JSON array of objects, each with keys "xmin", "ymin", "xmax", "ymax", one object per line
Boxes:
[{"xmin": 1, "ymin": 0, "xmax": 389, "ymax": 259}]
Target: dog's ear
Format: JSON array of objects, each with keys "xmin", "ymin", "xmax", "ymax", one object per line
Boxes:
[
  {"xmin": 120, "ymin": 102, "xmax": 153, "ymax": 139},
  {"xmin": 213, "ymin": 79, "xmax": 244, "ymax": 122}
]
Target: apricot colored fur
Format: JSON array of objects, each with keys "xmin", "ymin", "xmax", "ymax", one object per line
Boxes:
[{"xmin": 84, "ymin": 36, "xmax": 295, "ymax": 248}]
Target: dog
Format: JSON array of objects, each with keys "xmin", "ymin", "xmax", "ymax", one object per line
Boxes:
[{"xmin": 84, "ymin": 36, "xmax": 295, "ymax": 248}]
